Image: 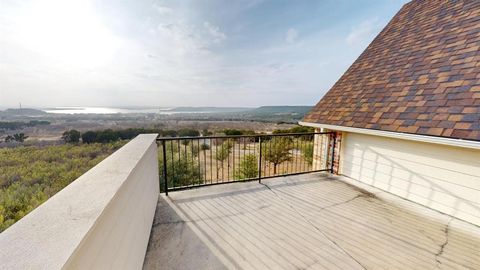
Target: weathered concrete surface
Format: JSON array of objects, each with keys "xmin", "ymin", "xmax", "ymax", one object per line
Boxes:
[{"xmin": 143, "ymin": 172, "xmax": 480, "ymax": 270}]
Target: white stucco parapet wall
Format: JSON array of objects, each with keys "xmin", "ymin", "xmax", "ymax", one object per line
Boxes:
[{"xmin": 0, "ymin": 134, "xmax": 160, "ymax": 270}]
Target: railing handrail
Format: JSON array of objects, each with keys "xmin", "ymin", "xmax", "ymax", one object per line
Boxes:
[
  {"xmin": 156, "ymin": 132, "xmax": 334, "ymax": 141},
  {"xmin": 157, "ymin": 131, "xmax": 337, "ymax": 194}
]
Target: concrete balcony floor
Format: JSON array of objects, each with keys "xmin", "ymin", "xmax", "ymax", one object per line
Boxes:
[{"xmin": 143, "ymin": 173, "xmax": 480, "ymax": 270}]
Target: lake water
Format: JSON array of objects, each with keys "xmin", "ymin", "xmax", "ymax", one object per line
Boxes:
[
  {"xmin": 42, "ymin": 107, "xmax": 227, "ymax": 115},
  {"xmin": 43, "ymin": 107, "xmax": 173, "ymax": 114}
]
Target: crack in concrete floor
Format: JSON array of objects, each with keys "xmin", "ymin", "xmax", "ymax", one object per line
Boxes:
[
  {"xmin": 435, "ymin": 217, "xmax": 453, "ymax": 268},
  {"xmin": 260, "ymin": 181, "xmax": 368, "ymax": 270}
]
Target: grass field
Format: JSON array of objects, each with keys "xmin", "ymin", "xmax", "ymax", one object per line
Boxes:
[{"xmin": 0, "ymin": 142, "xmax": 125, "ymax": 232}]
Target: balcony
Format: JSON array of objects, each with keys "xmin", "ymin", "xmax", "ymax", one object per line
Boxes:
[
  {"xmin": 0, "ymin": 134, "xmax": 478, "ymax": 269},
  {"xmin": 143, "ymin": 172, "xmax": 480, "ymax": 270}
]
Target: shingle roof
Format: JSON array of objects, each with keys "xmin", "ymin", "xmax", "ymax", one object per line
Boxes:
[{"xmin": 303, "ymin": 0, "xmax": 480, "ymax": 141}]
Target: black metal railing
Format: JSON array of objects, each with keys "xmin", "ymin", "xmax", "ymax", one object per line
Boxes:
[{"xmin": 157, "ymin": 132, "xmax": 336, "ymax": 194}]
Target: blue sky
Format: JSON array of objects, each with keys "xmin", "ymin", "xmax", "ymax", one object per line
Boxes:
[{"xmin": 0, "ymin": 0, "xmax": 409, "ymax": 107}]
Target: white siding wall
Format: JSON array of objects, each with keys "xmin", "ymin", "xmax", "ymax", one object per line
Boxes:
[{"xmin": 342, "ymin": 132, "xmax": 480, "ymax": 226}]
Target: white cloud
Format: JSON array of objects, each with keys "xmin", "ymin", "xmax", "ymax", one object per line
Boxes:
[
  {"xmin": 285, "ymin": 28, "xmax": 298, "ymax": 44},
  {"xmin": 153, "ymin": 4, "xmax": 173, "ymax": 15},
  {"xmin": 346, "ymin": 18, "xmax": 382, "ymax": 47},
  {"xmin": 0, "ymin": 0, "xmax": 396, "ymax": 107},
  {"xmin": 203, "ymin": 22, "xmax": 227, "ymax": 43}
]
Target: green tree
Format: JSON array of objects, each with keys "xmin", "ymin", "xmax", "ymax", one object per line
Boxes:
[
  {"xmin": 4, "ymin": 135, "xmax": 14, "ymax": 143},
  {"xmin": 200, "ymin": 143, "xmax": 210, "ymax": 151},
  {"xmin": 202, "ymin": 129, "xmax": 212, "ymax": 136},
  {"xmin": 191, "ymin": 144, "xmax": 200, "ymax": 157},
  {"xmin": 224, "ymin": 129, "xmax": 243, "ymax": 135},
  {"xmin": 9, "ymin": 133, "xmax": 28, "ymax": 143},
  {"xmin": 81, "ymin": 131, "xmax": 97, "ymax": 144},
  {"xmin": 96, "ymin": 129, "xmax": 120, "ymax": 143},
  {"xmin": 161, "ymin": 130, "xmax": 177, "ymax": 137},
  {"xmin": 177, "ymin": 128, "xmax": 200, "ymax": 137},
  {"xmin": 262, "ymin": 137, "xmax": 293, "ymax": 174},
  {"xmin": 215, "ymin": 141, "xmax": 233, "ymax": 178},
  {"xmin": 301, "ymin": 142, "xmax": 314, "ymax": 165},
  {"xmin": 62, "ymin": 130, "xmax": 81, "ymax": 143},
  {"xmin": 234, "ymin": 154, "xmax": 258, "ymax": 180},
  {"xmin": 159, "ymin": 147, "xmax": 202, "ymax": 190},
  {"xmin": 273, "ymin": 126, "xmax": 314, "ymax": 134}
]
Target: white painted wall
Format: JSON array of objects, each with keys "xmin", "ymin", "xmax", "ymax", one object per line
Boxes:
[
  {"xmin": 0, "ymin": 134, "xmax": 159, "ymax": 270},
  {"xmin": 341, "ymin": 132, "xmax": 480, "ymax": 226}
]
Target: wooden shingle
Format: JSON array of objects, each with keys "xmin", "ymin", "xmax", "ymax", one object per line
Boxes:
[{"xmin": 304, "ymin": 0, "xmax": 480, "ymax": 141}]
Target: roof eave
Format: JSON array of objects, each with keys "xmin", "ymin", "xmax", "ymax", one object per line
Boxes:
[{"xmin": 299, "ymin": 121, "xmax": 480, "ymax": 150}]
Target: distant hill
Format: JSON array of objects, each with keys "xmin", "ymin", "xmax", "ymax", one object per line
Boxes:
[
  {"xmin": 160, "ymin": 106, "xmax": 314, "ymax": 123},
  {"xmin": 249, "ymin": 106, "xmax": 312, "ymax": 114},
  {"xmin": 236, "ymin": 106, "xmax": 313, "ymax": 122},
  {"xmin": 168, "ymin": 107, "xmax": 251, "ymax": 112},
  {"xmin": 168, "ymin": 106, "xmax": 312, "ymax": 114},
  {"xmin": 0, "ymin": 108, "xmax": 47, "ymax": 116}
]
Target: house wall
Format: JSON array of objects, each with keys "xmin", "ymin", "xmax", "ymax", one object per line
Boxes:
[
  {"xmin": 0, "ymin": 134, "xmax": 159, "ymax": 270},
  {"xmin": 341, "ymin": 132, "xmax": 480, "ymax": 226}
]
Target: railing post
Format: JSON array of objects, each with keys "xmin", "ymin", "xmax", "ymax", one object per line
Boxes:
[
  {"xmin": 330, "ymin": 132, "xmax": 336, "ymax": 174},
  {"xmin": 162, "ymin": 140, "xmax": 168, "ymax": 196},
  {"xmin": 258, "ymin": 136, "xmax": 262, "ymax": 183}
]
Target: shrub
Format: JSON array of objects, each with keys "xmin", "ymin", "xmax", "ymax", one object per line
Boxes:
[
  {"xmin": 62, "ymin": 130, "xmax": 81, "ymax": 143},
  {"xmin": 234, "ymin": 154, "xmax": 258, "ymax": 180},
  {"xmin": 81, "ymin": 131, "xmax": 97, "ymax": 144},
  {"xmin": 0, "ymin": 142, "xmax": 125, "ymax": 232}
]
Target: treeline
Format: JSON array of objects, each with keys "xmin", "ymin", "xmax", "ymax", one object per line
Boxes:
[
  {"xmin": 223, "ymin": 126, "xmax": 314, "ymax": 136},
  {"xmin": 62, "ymin": 126, "xmax": 316, "ymax": 144},
  {"xmin": 272, "ymin": 126, "xmax": 314, "ymax": 134},
  {"xmin": 0, "ymin": 120, "xmax": 50, "ymax": 130},
  {"xmin": 63, "ymin": 128, "xmax": 202, "ymax": 144}
]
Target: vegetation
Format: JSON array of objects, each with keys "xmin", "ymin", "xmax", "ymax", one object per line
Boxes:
[
  {"xmin": 301, "ymin": 142, "xmax": 314, "ymax": 165},
  {"xmin": 159, "ymin": 142, "xmax": 202, "ymax": 190},
  {"xmin": 223, "ymin": 129, "xmax": 256, "ymax": 136},
  {"xmin": 261, "ymin": 137, "xmax": 293, "ymax": 174},
  {"xmin": 0, "ymin": 123, "xmax": 317, "ymax": 231},
  {"xmin": 62, "ymin": 130, "xmax": 81, "ymax": 143},
  {"xmin": 5, "ymin": 133, "xmax": 29, "ymax": 143},
  {"xmin": 234, "ymin": 154, "xmax": 258, "ymax": 179},
  {"xmin": 224, "ymin": 106, "xmax": 313, "ymax": 123},
  {"xmin": 77, "ymin": 128, "xmax": 201, "ymax": 144},
  {"xmin": 0, "ymin": 142, "xmax": 125, "ymax": 232},
  {"xmin": 152, "ymin": 106, "xmax": 313, "ymax": 123},
  {"xmin": 177, "ymin": 129, "xmax": 200, "ymax": 137},
  {"xmin": 215, "ymin": 141, "xmax": 233, "ymax": 178},
  {"xmin": 0, "ymin": 108, "xmax": 47, "ymax": 116},
  {"xmin": 272, "ymin": 126, "xmax": 314, "ymax": 134},
  {"xmin": 0, "ymin": 120, "xmax": 50, "ymax": 130},
  {"xmin": 200, "ymin": 143, "xmax": 210, "ymax": 150},
  {"xmin": 202, "ymin": 129, "xmax": 213, "ymax": 136},
  {"xmin": 81, "ymin": 131, "xmax": 98, "ymax": 144},
  {"xmin": 249, "ymin": 106, "xmax": 312, "ymax": 114}
]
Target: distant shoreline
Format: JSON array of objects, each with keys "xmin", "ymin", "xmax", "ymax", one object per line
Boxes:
[{"xmin": 41, "ymin": 106, "xmax": 253, "ymax": 115}]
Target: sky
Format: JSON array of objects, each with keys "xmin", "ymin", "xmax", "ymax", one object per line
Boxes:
[{"xmin": 0, "ymin": 0, "xmax": 409, "ymax": 108}]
